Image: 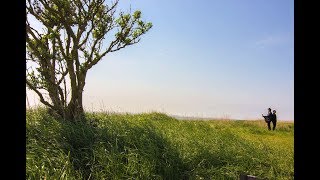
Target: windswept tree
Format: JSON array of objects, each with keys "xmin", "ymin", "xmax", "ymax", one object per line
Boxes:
[{"xmin": 26, "ymin": 0, "xmax": 152, "ymax": 121}]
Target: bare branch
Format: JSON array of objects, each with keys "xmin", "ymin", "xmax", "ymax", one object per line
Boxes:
[
  {"xmin": 26, "ymin": 80, "xmax": 54, "ymax": 109},
  {"xmin": 55, "ymin": 31, "xmax": 69, "ymax": 61}
]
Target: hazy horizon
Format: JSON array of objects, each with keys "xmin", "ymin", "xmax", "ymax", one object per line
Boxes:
[
  {"xmin": 26, "ymin": 90, "xmax": 293, "ymax": 121},
  {"xmin": 26, "ymin": 0, "xmax": 294, "ymax": 121}
]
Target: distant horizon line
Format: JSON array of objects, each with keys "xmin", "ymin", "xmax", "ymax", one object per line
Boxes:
[{"xmin": 26, "ymin": 105, "xmax": 294, "ymax": 122}]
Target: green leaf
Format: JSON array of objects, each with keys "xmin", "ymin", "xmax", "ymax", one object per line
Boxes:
[{"xmin": 133, "ymin": 10, "xmax": 141, "ymax": 19}]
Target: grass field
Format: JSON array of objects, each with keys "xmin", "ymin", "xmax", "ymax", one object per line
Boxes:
[{"xmin": 26, "ymin": 108, "xmax": 293, "ymax": 179}]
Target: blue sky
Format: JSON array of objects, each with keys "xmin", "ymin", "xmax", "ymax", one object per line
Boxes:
[{"xmin": 27, "ymin": 0, "xmax": 294, "ymax": 120}]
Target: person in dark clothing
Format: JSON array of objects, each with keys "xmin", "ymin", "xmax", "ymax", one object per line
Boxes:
[
  {"xmin": 262, "ymin": 108, "xmax": 272, "ymax": 130},
  {"xmin": 271, "ymin": 110, "xmax": 277, "ymax": 130}
]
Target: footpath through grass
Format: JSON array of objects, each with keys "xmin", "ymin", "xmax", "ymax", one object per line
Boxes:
[{"xmin": 26, "ymin": 108, "xmax": 293, "ymax": 179}]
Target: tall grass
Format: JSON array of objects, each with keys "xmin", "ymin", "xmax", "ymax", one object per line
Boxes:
[{"xmin": 26, "ymin": 108, "xmax": 293, "ymax": 179}]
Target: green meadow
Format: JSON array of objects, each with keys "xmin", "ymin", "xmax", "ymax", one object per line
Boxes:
[{"xmin": 26, "ymin": 108, "xmax": 293, "ymax": 179}]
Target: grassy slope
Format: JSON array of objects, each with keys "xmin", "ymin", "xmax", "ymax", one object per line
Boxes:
[{"xmin": 26, "ymin": 108, "xmax": 293, "ymax": 179}]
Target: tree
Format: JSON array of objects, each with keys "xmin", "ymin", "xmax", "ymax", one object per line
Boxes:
[{"xmin": 26, "ymin": 0, "xmax": 152, "ymax": 121}]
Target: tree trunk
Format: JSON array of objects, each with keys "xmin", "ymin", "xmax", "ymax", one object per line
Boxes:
[
  {"xmin": 47, "ymin": 94, "xmax": 84, "ymax": 121},
  {"xmin": 65, "ymin": 72, "xmax": 86, "ymax": 121},
  {"xmin": 66, "ymin": 95, "xmax": 84, "ymax": 121}
]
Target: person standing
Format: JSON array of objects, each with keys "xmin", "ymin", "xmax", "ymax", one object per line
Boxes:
[
  {"xmin": 271, "ymin": 110, "xmax": 277, "ymax": 130},
  {"xmin": 262, "ymin": 108, "xmax": 272, "ymax": 130}
]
